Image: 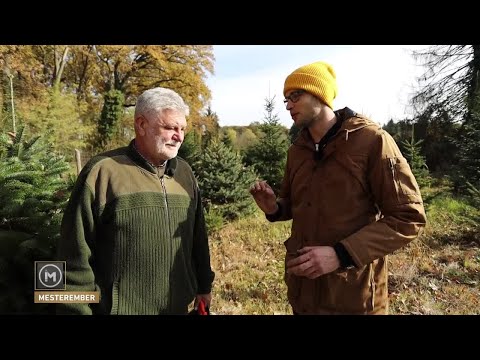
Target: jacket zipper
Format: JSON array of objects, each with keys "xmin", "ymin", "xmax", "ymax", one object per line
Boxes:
[
  {"xmin": 389, "ymin": 158, "xmax": 400, "ymax": 202},
  {"xmin": 160, "ymin": 177, "xmax": 171, "ymax": 239}
]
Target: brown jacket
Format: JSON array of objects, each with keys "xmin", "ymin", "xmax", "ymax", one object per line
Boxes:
[{"xmin": 272, "ymin": 108, "xmax": 426, "ymax": 314}]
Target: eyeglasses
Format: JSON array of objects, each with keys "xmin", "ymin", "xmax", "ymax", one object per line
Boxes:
[{"xmin": 283, "ymin": 90, "xmax": 305, "ymax": 105}]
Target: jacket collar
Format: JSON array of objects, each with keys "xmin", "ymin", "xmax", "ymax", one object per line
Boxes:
[
  {"xmin": 127, "ymin": 139, "xmax": 177, "ymax": 177},
  {"xmin": 294, "ymin": 107, "xmax": 375, "ymax": 149}
]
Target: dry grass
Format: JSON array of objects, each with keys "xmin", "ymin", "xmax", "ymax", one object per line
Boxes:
[
  {"xmin": 209, "ymin": 211, "xmax": 292, "ymax": 315},
  {"xmin": 389, "ymin": 186, "xmax": 480, "ymax": 314},
  {"xmin": 208, "ymin": 182, "xmax": 480, "ymax": 315},
  {"xmin": 388, "ymin": 239, "xmax": 480, "ymax": 314}
]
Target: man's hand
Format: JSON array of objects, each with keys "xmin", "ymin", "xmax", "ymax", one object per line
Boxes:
[
  {"xmin": 195, "ymin": 293, "xmax": 212, "ymax": 310},
  {"xmin": 286, "ymin": 246, "xmax": 340, "ymax": 279},
  {"xmin": 249, "ymin": 180, "xmax": 278, "ymax": 215}
]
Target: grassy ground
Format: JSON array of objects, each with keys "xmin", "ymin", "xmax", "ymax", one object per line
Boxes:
[
  {"xmin": 207, "ymin": 180, "xmax": 480, "ymax": 315},
  {"xmin": 209, "ymin": 211, "xmax": 292, "ymax": 314},
  {"xmin": 389, "ymin": 181, "xmax": 480, "ymax": 314}
]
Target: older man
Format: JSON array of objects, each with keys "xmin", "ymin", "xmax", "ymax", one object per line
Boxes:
[{"xmin": 57, "ymin": 87, "xmax": 214, "ymax": 315}]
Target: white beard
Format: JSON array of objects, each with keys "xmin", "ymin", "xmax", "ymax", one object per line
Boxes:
[{"xmin": 155, "ymin": 137, "xmax": 180, "ymax": 160}]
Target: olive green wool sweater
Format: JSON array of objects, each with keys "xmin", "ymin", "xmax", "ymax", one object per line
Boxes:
[{"xmin": 57, "ymin": 140, "xmax": 214, "ymax": 315}]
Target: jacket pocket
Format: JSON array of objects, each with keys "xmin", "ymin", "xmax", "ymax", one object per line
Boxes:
[
  {"xmin": 283, "ymin": 237, "xmax": 299, "ymax": 256},
  {"xmin": 283, "ymin": 238, "xmax": 301, "ymax": 300},
  {"xmin": 284, "ymin": 272, "xmax": 301, "ymax": 301},
  {"xmin": 319, "ymin": 267, "xmax": 375, "ymax": 314},
  {"xmin": 387, "ymin": 157, "xmax": 422, "ymax": 204}
]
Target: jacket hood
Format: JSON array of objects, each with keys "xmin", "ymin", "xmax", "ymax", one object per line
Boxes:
[{"xmin": 294, "ymin": 107, "xmax": 379, "ymax": 150}]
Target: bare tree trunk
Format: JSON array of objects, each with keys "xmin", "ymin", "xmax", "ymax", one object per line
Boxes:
[
  {"xmin": 53, "ymin": 46, "xmax": 70, "ymax": 91},
  {"xmin": 76, "ymin": 45, "xmax": 94, "ymax": 101}
]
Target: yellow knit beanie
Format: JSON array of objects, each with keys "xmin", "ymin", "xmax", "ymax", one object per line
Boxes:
[{"xmin": 283, "ymin": 61, "xmax": 337, "ymax": 109}]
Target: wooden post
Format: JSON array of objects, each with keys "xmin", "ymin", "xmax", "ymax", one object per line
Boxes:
[
  {"xmin": 74, "ymin": 149, "xmax": 82, "ymax": 175},
  {"xmin": 8, "ymin": 73, "xmax": 16, "ymax": 134}
]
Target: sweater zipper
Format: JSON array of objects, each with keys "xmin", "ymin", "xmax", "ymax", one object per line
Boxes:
[{"xmin": 160, "ymin": 177, "xmax": 171, "ymax": 239}]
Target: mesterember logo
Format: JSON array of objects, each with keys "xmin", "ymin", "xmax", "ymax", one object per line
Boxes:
[{"xmin": 34, "ymin": 261, "xmax": 100, "ymax": 304}]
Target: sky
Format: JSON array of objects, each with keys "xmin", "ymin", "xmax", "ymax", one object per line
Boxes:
[{"xmin": 206, "ymin": 45, "xmax": 430, "ymax": 128}]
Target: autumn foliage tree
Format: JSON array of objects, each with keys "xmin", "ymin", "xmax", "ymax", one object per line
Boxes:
[{"xmin": 1, "ymin": 45, "xmax": 215, "ymax": 155}]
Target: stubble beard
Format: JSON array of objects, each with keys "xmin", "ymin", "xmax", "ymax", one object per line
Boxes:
[
  {"xmin": 296, "ymin": 116, "xmax": 313, "ymax": 129},
  {"xmin": 156, "ymin": 138, "xmax": 180, "ymax": 160}
]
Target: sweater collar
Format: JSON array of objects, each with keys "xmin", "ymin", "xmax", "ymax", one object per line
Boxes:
[{"xmin": 127, "ymin": 139, "xmax": 177, "ymax": 177}]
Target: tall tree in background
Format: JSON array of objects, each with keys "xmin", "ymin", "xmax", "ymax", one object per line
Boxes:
[
  {"xmin": 412, "ymin": 45, "xmax": 480, "ymax": 192},
  {"xmin": 201, "ymin": 106, "xmax": 221, "ymax": 136},
  {"xmin": 27, "ymin": 89, "xmax": 93, "ymax": 158},
  {"xmin": 383, "ymin": 117, "xmax": 417, "ymax": 145},
  {"xmin": 412, "ymin": 45, "xmax": 480, "ymax": 122},
  {"xmin": 1, "ymin": 45, "xmax": 215, "ymax": 155},
  {"xmin": 66, "ymin": 45, "xmax": 99, "ymax": 103},
  {"xmin": 1, "ymin": 69, "xmax": 15, "ymax": 133},
  {"xmin": 383, "ymin": 115, "xmax": 458, "ymax": 174},
  {"xmin": 414, "ymin": 108, "xmax": 459, "ymax": 173},
  {"xmin": 92, "ymin": 45, "xmax": 214, "ymax": 124},
  {"xmin": 96, "ymin": 89, "xmax": 125, "ymax": 150},
  {"xmin": 1, "ymin": 46, "xmax": 93, "ymax": 158},
  {"xmin": 29, "ymin": 45, "xmax": 72, "ymax": 90},
  {"xmin": 1, "ymin": 46, "xmax": 42, "ymax": 132},
  {"xmin": 1, "ymin": 46, "xmax": 44, "ymax": 102},
  {"xmin": 456, "ymin": 93, "xmax": 480, "ymax": 190},
  {"xmin": 197, "ymin": 106, "xmax": 220, "ymax": 149},
  {"xmin": 243, "ymin": 96, "xmax": 290, "ymax": 193}
]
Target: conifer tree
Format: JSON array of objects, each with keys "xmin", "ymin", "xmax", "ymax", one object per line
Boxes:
[
  {"xmin": 192, "ymin": 140, "xmax": 256, "ymax": 221},
  {"xmin": 243, "ymin": 96, "xmax": 290, "ymax": 193},
  {"xmin": 401, "ymin": 137, "xmax": 430, "ymax": 189},
  {"xmin": 97, "ymin": 89, "xmax": 125, "ymax": 150},
  {"xmin": 178, "ymin": 130, "xmax": 200, "ymax": 164},
  {"xmin": 456, "ymin": 92, "xmax": 480, "ymax": 191},
  {"xmin": 400, "ymin": 122, "xmax": 430, "ymax": 188},
  {"xmin": 288, "ymin": 123, "xmax": 301, "ymax": 143},
  {"xmin": 466, "ymin": 181, "xmax": 480, "ymax": 209},
  {"xmin": 0, "ymin": 126, "xmax": 71, "ymax": 313},
  {"xmin": 220, "ymin": 128, "xmax": 235, "ymax": 149}
]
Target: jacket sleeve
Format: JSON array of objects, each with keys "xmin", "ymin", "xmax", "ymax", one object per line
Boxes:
[
  {"xmin": 192, "ymin": 184, "xmax": 215, "ymax": 294},
  {"xmin": 341, "ymin": 129, "xmax": 427, "ymax": 267},
  {"xmin": 266, "ymin": 151, "xmax": 293, "ymax": 222},
  {"xmin": 56, "ymin": 171, "xmax": 97, "ymax": 315}
]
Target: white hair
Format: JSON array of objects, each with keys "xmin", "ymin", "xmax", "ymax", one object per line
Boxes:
[{"xmin": 134, "ymin": 87, "xmax": 190, "ymax": 120}]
